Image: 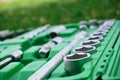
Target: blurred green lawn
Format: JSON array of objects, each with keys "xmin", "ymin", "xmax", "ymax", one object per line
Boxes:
[
  {"xmin": 0, "ymin": 0, "xmax": 57, "ymax": 10},
  {"xmin": 0, "ymin": 0, "xmax": 119, "ymax": 30}
]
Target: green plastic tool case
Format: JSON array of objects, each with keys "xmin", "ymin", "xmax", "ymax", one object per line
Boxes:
[{"xmin": 0, "ymin": 19, "xmax": 120, "ymax": 80}]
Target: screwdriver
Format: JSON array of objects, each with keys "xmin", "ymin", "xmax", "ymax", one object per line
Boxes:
[{"xmin": 0, "ymin": 50, "xmax": 23, "ymax": 69}]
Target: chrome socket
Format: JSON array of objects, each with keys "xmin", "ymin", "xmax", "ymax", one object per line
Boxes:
[
  {"xmin": 81, "ymin": 40, "xmax": 100, "ymax": 47},
  {"xmin": 64, "ymin": 52, "xmax": 91, "ymax": 75},
  {"xmin": 87, "ymin": 35, "xmax": 103, "ymax": 41},
  {"xmin": 89, "ymin": 19, "xmax": 99, "ymax": 28},
  {"xmin": 38, "ymin": 42, "xmax": 56, "ymax": 58},
  {"xmin": 99, "ymin": 26, "xmax": 111, "ymax": 30},
  {"xmin": 74, "ymin": 45, "xmax": 96, "ymax": 54},
  {"xmin": 92, "ymin": 32, "xmax": 106, "ymax": 36},
  {"xmin": 96, "ymin": 29, "xmax": 109, "ymax": 33},
  {"xmin": 79, "ymin": 21, "xmax": 88, "ymax": 30},
  {"xmin": 79, "ymin": 21, "xmax": 87, "ymax": 25}
]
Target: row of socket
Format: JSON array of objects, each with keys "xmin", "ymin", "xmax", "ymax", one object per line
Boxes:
[
  {"xmin": 36, "ymin": 19, "xmax": 104, "ymax": 58},
  {"xmin": 27, "ymin": 19, "xmax": 112, "ymax": 80},
  {"xmin": 0, "ymin": 20, "xmax": 113, "ymax": 69},
  {"xmin": 63, "ymin": 20, "xmax": 115, "ymax": 75},
  {"xmin": 79, "ymin": 19, "xmax": 104, "ymax": 30}
]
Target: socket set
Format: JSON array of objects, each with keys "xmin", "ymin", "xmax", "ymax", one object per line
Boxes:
[{"xmin": 0, "ymin": 19, "xmax": 120, "ymax": 80}]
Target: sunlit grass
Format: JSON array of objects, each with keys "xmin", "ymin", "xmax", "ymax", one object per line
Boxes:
[
  {"xmin": 0, "ymin": 0, "xmax": 119, "ymax": 30},
  {"xmin": 0, "ymin": 0, "xmax": 57, "ymax": 10}
]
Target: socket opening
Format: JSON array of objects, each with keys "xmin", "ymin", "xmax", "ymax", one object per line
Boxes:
[
  {"xmin": 81, "ymin": 40, "xmax": 99, "ymax": 46},
  {"xmin": 93, "ymin": 32, "xmax": 106, "ymax": 36},
  {"xmin": 88, "ymin": 36, "xmax": 103, "ymax": 40},
  {"xmin": 75, "ymin": 46, "xmax": 94, "ymax": 52},
  {"xmin": 66, "ymin": 53, "xmax": 88, "ymax": 59}
]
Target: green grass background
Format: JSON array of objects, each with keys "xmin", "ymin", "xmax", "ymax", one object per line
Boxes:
[{"xmin": 0, "ymin": 0, "xmax": 120, "ymax": 30}]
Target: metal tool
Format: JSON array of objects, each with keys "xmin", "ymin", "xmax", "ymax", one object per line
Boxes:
[
  {"xmin": 64, "ymin": 52, "xmax": 91, "ymax": 75},
  {"xmin": 0, "ymin": 50, "xmax": 23, "ymax": 69},
  {"xmin": 87, "ymin": 35, "xmax": 103, "ymax": 41},
  {"xmin": 74, "ymin": 45, "xmax": 96, "ymax": 54},
  {"xmin": 79, "ymin": 21, "xmax": 88, "ymax": 30},
  {"xmin": 28, "ymin": 31, "xmax": 87, "ymax": 80},
  {"xmin": 0, "ymin": 30, "xmax": 11, "ymax": 40},
  {"xmin": 91, "ymin": 20, "xmax": 115, "ymax": 37},
  {"xmin": 98, "ymin": 25, "xmax": 111, "ymax": 31},
  {"xmin": 93, "ymin": 32, "xmax": 106, "ymax": 36},
  {"xmin": 0, "ymin": 30, "xmax": 11, "ymax": 38},
  {"xmin": 89, "ymin": 19, "xmax": 99, "ymax": 29},
  {"xmin": 49, "ymin": 25, "xmax": 66, "ymax": 38},
  {"xmin": 99, "ymin": 20, "xmax": 115, "ymax": 30},
  {"xmin": 81, "ymin": 40, "xmax": 100, "ymax": 47},
  {"xmin": 38, "ymin": 37, "xmax": 64, "ymax": 58},
  {"xmin": 24, "ymin": 24, "xmax": 50, "ymax": 39},
  {"xmin": 98, "ymin": 20, "xmax": 105, "ymax": 25},
  {"xmin": 96, "ymin": 29, "xmax": 109, "ymax": 33}
]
